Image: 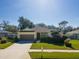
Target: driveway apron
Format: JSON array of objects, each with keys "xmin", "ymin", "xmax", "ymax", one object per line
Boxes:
[{"xmin": 0, "ymin": 41, "xmax": 32, "ymax": 59}]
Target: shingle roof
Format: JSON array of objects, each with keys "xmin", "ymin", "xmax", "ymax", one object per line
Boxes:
[
  {"xmin": 20, "ymin": 28, "xmax": 34, "ymax": 32},
  {"xmin": 66, "ymin": 30, "xmax": 79, "ymax": 36},
  {"xmin": 21, "ymin": 26, "xmax": 50, "ymax": 32},
  {"xmin": 33, "ymin": 26, "xmax": 50, "ymax": 32}
]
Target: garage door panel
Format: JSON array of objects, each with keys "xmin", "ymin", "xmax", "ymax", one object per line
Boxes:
[{"xmin": 20, "ymin": 34, "xmax": 34, "ymax": 40}]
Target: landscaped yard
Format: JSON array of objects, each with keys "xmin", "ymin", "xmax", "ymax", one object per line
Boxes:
[
  {"xmin": 0, "ymin": 42, "xmax": 13, "ymax": 49},
  {"xmin": 70, "ymin": 40, "xmax": 79, "ymax": 50},
  {"xmin": 29, "ymin": 52, "xmax": 79, "ymax": 59},
  {"xmin": 31, "ymin": 43, "xmax": 68, "ymax": 49},
  {"xmin": 0, "ymin": 37, "xmax": 16, "ymax": 49},
  {"xmin": 31, "ymin": 40, "xmax": 79, "ymax": 50}
]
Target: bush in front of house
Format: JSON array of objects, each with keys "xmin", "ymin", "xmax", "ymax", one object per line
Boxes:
[
  {"xmin": 40, "ymin": 37, "xmax": 53, "ymax": 43},
  {"xmin": 51, "ymin": 31, "xmax": 68, "ymax": 44},
  {"xmin": 0, "ymin": 37, "xmax": 7, "ymax": 44},
  {"xmin": 0, "ymin": 36, "xmax": 17, "ymax": 44},
  {"xmin": 7, "ymin": 36, "xmax": 18, "ymax": 42},
  {"xmin": 40, "ymin": 31, "xmax": 68, "ymax": 45},
  {"xmin": 0, "ymin": 37, "xmax": 2, "ymax": 40},
  {"xmin": 40, "ymin": 35, "xmax": 68, "ymax": 45},
  {"xmin": 51, "ymin": 35, "xmax": 67, "ymax": 46},
  {"xmin": 51, "ymin": 31, "xmax": 59, "ymax": 35},
  {"xmin": 0, "ymin": 39, "xmax": 7, "ymax": 44},
  {"xmin": 64, "ymin": 38, "xmax": 72, "ymax": 47}
]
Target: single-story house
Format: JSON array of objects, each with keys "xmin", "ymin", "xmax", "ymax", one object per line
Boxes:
[
  {"xmin": 17, "ymin": 26, "xmax": 51, "ymax": 40},
  {"xmin": 66, "ymin": 30, "xmax": 79, "ymax": 39},
  {"xmin": 0, "ymin": 30, "xmax": 8, "ymax": 37},
  {"xmin": 0, "ymin": 30, "xmax": 17, "ymax": 38},
  {"xmin": 8, "ymin": 33, "xmax": 17, "ymax": 38}
]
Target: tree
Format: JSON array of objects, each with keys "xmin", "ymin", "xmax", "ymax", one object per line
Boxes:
[
  {"xmin": 0, "ymin": 23, "xmax": 3, "ymax": 30},
  {"xmin": 2, "ymin": 20, "xmax": 18, "ymax": 33},
  {"xmin": 2, "ymin": 20, "xmax": 9, "ymax": 31},
  {"xmin": 59, "ymin": 20, "xmax": 68, "ymax": 32},
  {"xmin": 48, "ymin": 25, "xmax": 56, "ymax": 29},
  {"xmin": 64, "ymin": 26, "xmax": 73, "ymax": 32},
  {"xmin": 35, "ymin": 23, "xmax": 47, "ymax": 27},
  {"xmin": 18, "ymin": 16, "xmax": 35, "ymax": 30},
  {"xmin": 5, "ymin": 25, "xmax": 18, "ymax": 33}
]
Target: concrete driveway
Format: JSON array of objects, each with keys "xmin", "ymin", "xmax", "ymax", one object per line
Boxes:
[{"xmin": 0, "ymin": 40, "xmax": 33, "ymax": 59}]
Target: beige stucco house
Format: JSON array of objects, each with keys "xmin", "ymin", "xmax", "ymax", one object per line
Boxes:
[{"xmin": 17, "ymin": 27, "xmax": 50, "ymax": 40}]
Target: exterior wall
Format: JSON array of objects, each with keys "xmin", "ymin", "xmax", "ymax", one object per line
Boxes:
[
  {"xmin": 40, "ymin": 32, "xmax": 49, "ymax": 38},
  {"xmin": 0, "ymin": 33, "xmax": 8, "ymax": 37},
  {"xmin": 8, "ymin": 33, "xmax": 17, "ymax": 38},
  {"xmin": 69, "ymin": 34, "xmax": 79, "ymax": 39},
  {"xmin": 17, "ymin": 31, "xmax": 50, "ymax": 40}
]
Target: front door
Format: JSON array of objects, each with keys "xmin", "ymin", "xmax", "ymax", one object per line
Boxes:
[{"xmin": 37, "ymin": 33, "xmax": 40, "ymax": 40}]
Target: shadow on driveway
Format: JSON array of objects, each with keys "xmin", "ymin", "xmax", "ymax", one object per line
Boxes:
[{"xmin": 16, "ymin": 40, "xmax": 34, "ymax": 44}]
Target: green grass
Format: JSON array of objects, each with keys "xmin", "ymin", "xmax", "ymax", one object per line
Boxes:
[
  {"xmin": 29, "ymin": 52, "xmax": 79, "ymax": 59},
  {"xmin": 0, "ymin": 37, "xmax": 15, "ymax": 49},
  {"xmin": 31, "ymin": 40, "xmax": 79, "ymax": 50},
  {"xmin": 31, "ymin": 43, "xmax": 69, "ymax": 49},
  {"xmin": 70, "ymin": 40, "xmax": 79, "ymax": 50},
  {"xmin": 0, "ymin": 42, "xmax": 13, "ymax": 49}
]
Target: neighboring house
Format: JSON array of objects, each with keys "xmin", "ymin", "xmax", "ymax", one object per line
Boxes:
[
  {"xmin": 0, "ymin": 30, "xmax": 8, "ymax": 37},
  {"xmin": 0, "ymin": 30, "xmax": 17, "ymax": 38},
  {"xmin": 66, "ymin": 30, "xmax": 79, "ymax": 39},
  {"xmin": 8, "ymin": 33, "xmax": 17, "ymax": 38},
  {"xmin": 17, "ymin": 26, "xmax": 51, "ymax": 40}
]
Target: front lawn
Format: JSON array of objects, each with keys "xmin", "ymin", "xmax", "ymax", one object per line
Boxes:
[
  {"xmin": 70, "ymin": 40, "xmax": 79, "ymax": 50},
  {"xmin": 0, "ymin": 42, "xmax": 13, "ymax": 49},
  {"xmin": 0, "ymin": 37, "xmax": 16, "ymax": 49},
  {"xmin": 31, "ymin": 43, "xmax": 68, "ymax": 49},
  {"xmin": 29, "ymin": 52, "xmax": 79, "ymax": 59},
  {"xmin": 31, "ymin": 40, "xmax": 79, "ymax": 50}
]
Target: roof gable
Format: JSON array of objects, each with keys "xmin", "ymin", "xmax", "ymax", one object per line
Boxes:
[
  {"xmin": 33, "ymin": 26, "xmax": 50, "ymax": 32},
  {"xmin": 21, "ymin": 26, "xmax": 50, "ymax": 32}
]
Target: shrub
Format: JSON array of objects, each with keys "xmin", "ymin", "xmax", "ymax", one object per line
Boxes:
[
  {"xmin": 64, "ymin": 39, "xmax": 72, "ymax": 47},
  {"xmin": 51, "ymin": 31, "xmax": 59, "ymax": 35},
  {"xmin": 0, "ymin": 37, "xmax": 2, "ymax": 40},
  {"xmin": 0, "ymin": 40, "xmax": 1, "ymax": 44},
  {"xmin": 52, "ymin": 35, "xmax": 67, "ymax": 43},
  {"xmin": 0, "ymin": 39, "xmax": 7, "ymax": 44},
  {"xmin": 40, "ymin": 35, "xmax": 68, "ymax": 45},
  {"xmin": 40, "ymin": 37, "xmax": 53, "ymax": 43},
  {"xmin": 65, "ymin": 43, "xmax": 72, "ymax": 47},
  {"xmin": 0, "ymin": 37, "xmax": 8, "ymax": 44},
  {"xmin": 7, "ymin": 36, "xmax": 18, "ymax": 42},
  {"xmin": 51, "ymin": 31, "xmax": 68, "ymax": 44}
]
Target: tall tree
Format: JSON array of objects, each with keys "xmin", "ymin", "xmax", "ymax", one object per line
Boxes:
[
  {"xmin": 35, "ymin": 23, "xmax": 47, "ymax": 27},
  {"xmin": 48, "ymin": 25, "xmax": 56, "ymax": 29},
  {"xmin": 4, "ymin": 25, "xmax": 18, "ymax": 33},
  {"xmin": 0, "ymin": 23, "xmax": 3, "ymax": 30},
  {"xmin": 18, "ymin": 16, "xmax": 34, "ymax": 30},
  {"xmin": 2, "ymin": 20, "xmax": 18, "ymax": 33},
  {"xmin": 65, "ymin": 26, "xmax": 73, "ymax": 32},
  {"xmin": 2, "ymin": 20, "xmax": 9, "ymax": 30},
  {"xmin": 59, "ymin": 20, "xmax": 68, "ymax": 32}
]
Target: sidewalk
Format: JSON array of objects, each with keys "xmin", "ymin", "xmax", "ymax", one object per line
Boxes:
[{"xmin": 29, "ymin": 49, "xmax": 79, "ymax": 52}]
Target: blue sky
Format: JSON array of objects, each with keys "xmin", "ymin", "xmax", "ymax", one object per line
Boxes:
[{"xmin": 0, "ymin": 0, "xmax": 79, "ymax": 27}]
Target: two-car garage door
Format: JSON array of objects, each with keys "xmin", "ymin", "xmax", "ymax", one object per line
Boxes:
[
  {"xmin": 18, "ymin": 32, "xmax": 36, "ymax": 40},
  {"xmin": 20, "ymin": 34, "xmax": 34, "ymax": 40}
]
